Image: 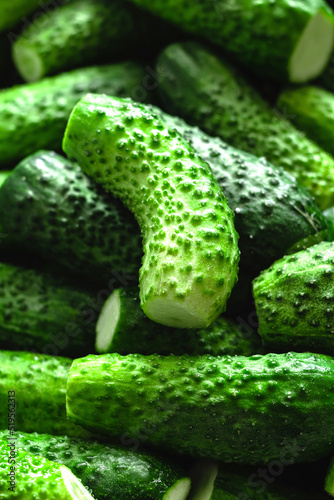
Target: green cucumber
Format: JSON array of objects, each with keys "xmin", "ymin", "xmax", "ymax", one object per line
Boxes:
[
  {"xmin": 324, "ymin": 206, "xmax": 334, "ymax": 241},
  {"xmin": 325, "ymin": 455, "xmax": 334, "ymax": 496},
  {"xmin": 277, "ymin": 85, "xmax": 334, "ymax": 156},
  {"xmin": 63, "ymin": 94, "xmax": 240, "ymax": 329},
  {"xmin": 122, "ymin": 0, "xmax": 334, "ymax": 83},
  {"xmin": 0, "ymin": 62, "xmax": 149, "ymax": 166},
  {"xmin": 0, "ymin": 350, "xmax": 92, "ymax": 437},
  {"xmin": 253, "ymin": 241, "xmax": 334, "ymax": 355},
  {"xmin": 66, "ymin": 351, "xmax": 334, "ymax": 464},
  {"xmin": 96, "ymin": 287, "xmax": 263, "ymax": 355},
  {"xmin": 12, "ymin": 0, "xmax": 170, "ymax": 82},
  {"xmin": 0, "ymin": 172, "xmax": 10, "ymax": 189},
  {"xmin": 317, "ymin": 50, "xmax": 334, "ymax": 92},
  {"xmin": 0, "ymin": 151, "xmax": 141, "ymax": 285},
  {"xmin": 0, "ymin": 0, "xmax": 41, "ymax": 32},
  {"xmin": 0, "ymin": 431, "xmax": 191, "ymax": 500},
  {"xmin": 0, "ymin": 261, "xmax": 96, "ymax": 357},
  {"xmin": 156, "ymin": 41, "xmax": 334, "ymax": 210},
  {"xmin": 0, "ymin": 446, "xmax": 94, "ymax": 500},
  {"xmin": 150, "ymin": 105, "xmax": 329, "ymax": 272}
]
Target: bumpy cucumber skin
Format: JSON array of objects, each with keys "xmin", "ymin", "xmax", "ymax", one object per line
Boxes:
[
  {"xmin": 66, "ymin": 351, "xmax": 334, "ymax": 464},
  {"xmin": 149, "ymin": 106, "xmax": 328, "ymax": 271},
  {"xmin": 0, "ymin": 62, "xmax": 149, "ymax": 166},
  {"xmin": 99, "ymin": 287, "xmax": 263, "ymax": 356},
  {"xmin": 0, "ymin": 351, "xmax": 91, "ymax": 437},
  {"xmin": 0, "ymin": 0, "xmax": 41, "ymax": 32},
  {"xmin": 121, "ymin": 0, "xmax": 333, "ymax": 82},
  {"xmin": 0, "ymin": 151, "xmax": 141, "ymax": 285},
  {"xmin": 0, "ymin": 431, "xmax": 190, "ymax": 500},
  {"xmin": 0, "ymin": 261, "xmax": 96, "ymax": 357},
  {"xmin": 157, "ymin": 42, "xmax": 334, "ymax": 210},
  {"xmin": 277, "ymin": 85, "xmax": 334, "ymax": 156},
  {"xmin": 63, "ymin": 94, "xmax": 239, "ymax": 328},
  {"xmin": 253, "ymin": 241, "xmax": 334, "ymax": 355}
]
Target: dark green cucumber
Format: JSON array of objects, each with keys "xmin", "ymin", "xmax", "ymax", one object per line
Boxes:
[
  {"xmin": 277, "ymin": 85, "xmax": 334, "ymax": 156},
  {"xmin": 12, "ymin": 0, "xmax": 172, "ymax": 82},
  {"xmin": 253, "ymin": 241, "xmax": 334, "ymax": 355},
  {"xmin": 63, "ymin": 94, "xmax": 240, "ymax": 329},
  {"xmin": 150, "ymin": 105, "xmax": 329, "ymax": 272},
  {"xmin": 122, "ymin": 0, "xmax": 334, "ymax": 83},
  {"xmin": 0, "ymin": 62, "xmax": 150, "ymax": 166},
  {"xmin": 66, "ymin": 351, "xmax": 334, "ymax": 464},
  {"xmin": 0, "ymin": 151, "xmax": 141, "ymax": 285},
  {"xmin": 0, "ymin": 261, "xmax": 96, "ymax": 357},
  {"xmin": 0, "ymin": 350, "xmax": 92, "ymax": 437},
  {"xmin": 0, "ymin": 431, "xmax": 191, "ymax": 500},
  {"xmin": 0, "ymin": 0, "xmax": 41, "ymax": 32},
  {"xmin": 156, "ymin": 41, "xmax": 334, "ymax": 209},
  {"xmin": 0, "ymin": 445, "xmax": 94, "ymax": 500},
  {"xmin": 96, "ymin": 287, "xmax": 263, "ymax": 355},
  {"xmin": 325, "ymin": 455, "xmax": 334, "ymax": 496},
  {"xmin": 324, "ymin": 206, "xmax": 334, "ymax": 240}
]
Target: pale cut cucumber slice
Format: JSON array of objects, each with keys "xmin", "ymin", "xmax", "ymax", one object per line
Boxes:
[
  {"xmin": 12, "ymin": 44, "xmax": 43, "ymax": 83},
  {"xmin": 188, "ymin": 460, "xmax": 219, "ymax": 500},
  {"xmin": 164, "ymin": 477, "xmax": 191, "ymax": 500},
  {"xmin": 289, "ymin": 10, "xmax": 334, "ymax": 83}
]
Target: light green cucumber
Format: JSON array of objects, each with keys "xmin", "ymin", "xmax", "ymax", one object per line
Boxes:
[
  {"xmin": 0, "ymin": 430, "xmax": 191, "ymax": 500},
  {"xmin": 0, "ymin": 172, "xmax": 10, "ymax": 188},
  {"xmin": 63, "ymin": 94, "xmax": 240, "ymax": 329},
  {"xmin": 253, "ymin": 241, "xmax": 334, "ymax": 355},
  {"xmin": 156, "ymin": 41, "xmax": 334, "ymax": 209},
  {"xmin": 0, "ymin": 62, "xmax": 149, "ymax": 166},
  {"xmin": 96, "ymin": 287, "xmax": 263, "ymax": 355},
  {"xmin": 277, "ymin": 85, "xmax": 334, "ymax": 156},
  {"xmin": 0, "ymin": 350, "xmax": 92, "ymax": 437},
  {"xmin": 0, "ymin": 445, "xmax": 94, "ymax": 499},
  {"xmin": 121, "ymin": 0, "xmax": 334, "ymax": 83},
  {"xmin": 0, "ymin": 151, "xmax": 141, "ymax": 285},
  {"xmin": 66, "ymin": 351, "xmax": 334, "ymax": 464}
]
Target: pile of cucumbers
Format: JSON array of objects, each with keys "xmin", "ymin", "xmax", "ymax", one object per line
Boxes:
[{"xmin": 2, "ymin": 0, "xmax": 334, "ymax": 498}]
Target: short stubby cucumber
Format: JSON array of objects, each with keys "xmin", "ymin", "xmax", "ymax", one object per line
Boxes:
[
  {"xmin": 0, "ymin": 446, "xmax": 94, "ymax": 500},
  {"xmin": 120, "ymin": 0, "xmax": 334, "ymax": 83},
  {"xmin": 66, "ymin": 351, "xmax": 334, "ymax": 464},
  {"xmin": 0, "ymin": 151, "xmax": 142, "ymax": 285},
  {"xmin": 0, "ymin": 62, "xmax": 150, "ymax": 166},
  {"xmin": 96, "ymin": 287, "xmax": 263, "ymax": 355},
  {"xmin": 0, "ymin": 350, "xmax": 92, "ymax": 437},
  {"xmin": 150, "ymin": 106, "xmax": 329, "ymax": 272},
  {"xmin": 0, "ymin": 431, "xmax": 191, "ymax": 500},
  {"xmin": 156, "ymin": 42, "xmax": 334, "ymax": 209},
  {"xmin": 63, "ymin": 94, "xmax": 240, "ymax": 329},
  {"xmin": 0, "ymin": 261, "xmax": 96, "ymax": 357},
  {"xmin": 0, "ymin": 0, "xmax": 41, "ymax": 32},
  {"xmin": 253, "ymin": 241, "xmax": 334, "ymax": 355},
  {"xmin": 277, "ymin": 85, "xmax": 334, "ymax": 156}
]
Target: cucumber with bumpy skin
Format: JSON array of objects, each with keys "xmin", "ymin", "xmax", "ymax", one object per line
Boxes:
[
  {"xmin": 121, "ymin": 0, "xmax": 334, "ymax": 83},
  {"xmin": 63, "ymin": 94, "xmax": 240, "ymax": 329},
  {"xmin": 0, "ymin": 151, "xmax": 141, "ymax": 285},
  {"xmin": 0, "ymin": 62, "xmax": 149, "ymax": 166},
  {"xmin": 0, "ymin": 350, "xmax": 92, "ymax": 437},
  {"xmin": 0, "ymin": 430, "xmax": 191, "ymax": 500},
  {"xmin": 253, "ymin": 241, "xmax": 334, "ymax": 355},
  {"xmin": 157, "ymin": 42, "xmax": 334, "ymax": 209},
  {"xmin": 0, "ymin": 446, "xmax": 94, "ymax": 500},
  {"xmin": 66, "ymin": 351, "xmax": 334, "ymax": 464},
  {"xmin": 96, "ymin": 287, "xmax": 263, "ymax": 355}
]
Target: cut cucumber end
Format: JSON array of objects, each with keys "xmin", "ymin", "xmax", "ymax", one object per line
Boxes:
[
  {"xmin": 188, "ymin": 460, "xmax": 219, "ymax": 500},
  {"xmin": 96, "ymin": 290, "xmax": 120, "ymax": 353},
  {"xmin": 61, "ymin": 465, "xmax": 95, "ymax": 500},
  {"xmin": 289, "ymin": 10, "xmax": 334, "ymax": 83},
  {"xmin": 164, "ymin": 477, "xmax": 192, "ymax": 500},
  {"xmin": 12, "ymin": 43, "xmax": 43, "ymax": 82},
  {"xmin": 143, "ymin": 297, "xmax": 209, "ymax": 328}
]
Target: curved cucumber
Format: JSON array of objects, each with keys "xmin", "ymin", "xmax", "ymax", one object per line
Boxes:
[
  {"xmin": 0, "ymin": 446, "xmax": 94, "ymax": 500},
  {"xmin": 63, "ymin": 94, "xmax": 239, "ymax": 329},
  {"xmin": 0, "ymin": 431, "xmax": 191, "ymax": 500},
  {"xmin": 0, "ymin": 62, "xmax": 149, "ymax": 166},
  {"xmin": 0, "ymin": 350, "xmax": 92, "ymax": 437},
  {"xmin": 253, "ymin": 241, "xmax": 334, "ymax": 355},
  {"xmin": 66, "ymin": 351, "xmax": 334, "ymax": 464},
  {"xmin": 122, "ymin": 0, "xmax": 334, "ymax": 83},
  {"xmin": 150, "ymin": 105, "xmax": 328, "ymax": 272},
  {"xmin": 96, "ymin": 287, "xmax": 263, "ymax": 355},
  {"xmin": 0, "ymin": 151, "xmax": 141, "ymax": 285},
  {"xmin": 156, "ymin": 41, "xmax": 334, "ymax": 210}
]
